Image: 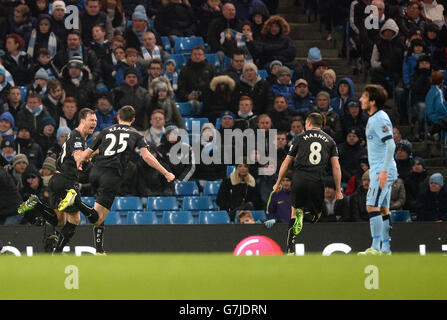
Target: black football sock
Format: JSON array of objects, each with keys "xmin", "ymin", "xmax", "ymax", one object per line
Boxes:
[
  {"xmin": 74, "ymin": 195, "xmax": 99, "ymax": 224},
  {"xmin": 94, "ymin": 223, "xmax": 105, "ymax": 253},
  {"xmin": 54, "ymin": 222, "xmax": 77, "ymax": 253},
  {"xmin": 287, "ymin": 218, "xmax": 296, "ymax": 254},
  {"xmin": 35, "ymin": 201, "xmax": 58, "ymax": 226}
]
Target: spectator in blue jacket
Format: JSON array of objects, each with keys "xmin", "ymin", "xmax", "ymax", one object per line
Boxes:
[
  {"xmin": 330, "ymin": 77, "xmax": 356, "ymax": 116},
  {"xmin": 416, "ymin": 173, "xmax": 447, "ymax": 221},
  {"xmin": 289, "ymin": 79, "xmax": 314, "ymax": 117},
  {"xmin": 95, "ymin": 91, "xmax": 117, "ymax": 132},
  {"xmin": 425, "ymin": 71, "xmax": 447, "ymax": 135},
  {"xmin": 271, "ymin": 66, "xmax": 294, "ymax": 107}
]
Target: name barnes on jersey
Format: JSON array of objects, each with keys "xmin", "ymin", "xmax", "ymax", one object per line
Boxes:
[{"xmin": 301, "ymin": 131, "xmax": 330, "ymax": 143}]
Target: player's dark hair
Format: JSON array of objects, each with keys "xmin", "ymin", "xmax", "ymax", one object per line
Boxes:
[
  {"xmin": 78, "ymin": 108, "xmax": 95, "ymax": 121},
  {"xmin": 119, "ymin": 105, "xmax": 136, "ymax": 122},
  {"xmin": 363, "ymin": 84, "xmax": 388, "ymax": 109},
  {"xmin": 306, "ymin": 112, "xmax": 323, "ymax": 128}
]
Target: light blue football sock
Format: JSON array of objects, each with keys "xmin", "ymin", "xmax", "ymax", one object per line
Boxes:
[
  {"xmin": 381, "ymin": 215, "xmax": 392, "ymax": 253},
  {"xmin": 369, "ymin": 214, "xmax": 383, "ymax": 251}
]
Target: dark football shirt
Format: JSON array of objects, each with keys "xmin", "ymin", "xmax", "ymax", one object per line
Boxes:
[
  {"xmin": 89, "ymin": 124, "xmax": 148, "ymax": 173},
  {"xmin": 57, "ymin": 129, "xmax": 86, "ymax": 180},
  {"xmin": 287, "ymin": 129, "xmax": 339, "ymax": 181}
]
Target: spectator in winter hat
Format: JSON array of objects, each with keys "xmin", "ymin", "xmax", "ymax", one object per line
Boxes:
[
  {"xmin": 0, "ymin": 137, "xmax": 16, "ymax": 164},
  {"xmin": 416, "ymin": 172, "xmax": 447, "ymax": 221},
  {"xmin": 395, "ymin": 141, "xmax": 413, "ymax": 180},
  {"xmin": 0, "ymin": 112, "xmax": 15, "ymax": 138},
  {"xmin": 124, "ymin": 5, "xmax": 162, "ymax": 50}
]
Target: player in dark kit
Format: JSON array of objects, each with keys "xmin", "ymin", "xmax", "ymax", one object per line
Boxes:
[
  {"xmin": 18, "ymin": 108, "xmax": 99, "ymax": 253},
  {"xmin": 58, "ymin": 105, "xmax": 175, "ymax": 254},
  {"xmin": 273, "ymin": 113, "xmax": 343, "ymax": 254}
]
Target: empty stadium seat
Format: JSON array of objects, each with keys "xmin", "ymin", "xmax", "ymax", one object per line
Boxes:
[
  {"xmin": 169, "ymin": 54, "xmax": 187, "ymax": 71},
  {"xmin": 111, "ymin": 197, "xmax": 143, "ymax": 211},
  {"xmin": 127, "ymin": 212, "xmax": 158, "ymax": 225},
  {"xmin": 176, "ymin": 102, "xmax": 195, "ymax": 117},
  {"xmin": 161, "ymin": 36, "xmax": 172, "ymax": 53},
  {"xmin": 203, "ymin": 180, "xmax": 222, "ymax": 196},
  {"xmin": 205, "ymin": 53, "xmax": 221, "ymax": 70},
  {"xmin": 182, "ymin": 196, "xmax": 216, "ymax": 211},
  {"xmin": 162, "ymin": 211, "xmax": 194, "ymax": 224},
  {"xmin": 226, "ymin": 165, "xmax": 236, "ymax": 176},
  {"xmin": 104, "ymin": 211, "xmax": 127, "ymax": 225},
  {"xmin": 390, "ymin": 210, "xmax": 411, "ymax": 222},
  {"xmin": 174, "ymin": 36, "xmax": 205, "ymax": 54},
  {"xmin": 18, "ymin": 86, "xmax": 27, "ymax": 103},
  {"xmin": 183, "ymin": 118, "xmax": 210, "ymax": 133},
  {"xmin": 215, "ymin": 117, "xmax": 221, "ymax": 130},
  {"xmin": 199, "ymin": 211, "xmax": 230, "ymax": 224},
  {"xmin": 146, "ymin": 196, "xmax": 179, "ymax": 211},
  {"xmin": 258, "ymin": 69, "xmax": 268, "ymax": 80},
  {"xmin": 175, "ymin": 181, "xmax": 200, "ymax": 197}
]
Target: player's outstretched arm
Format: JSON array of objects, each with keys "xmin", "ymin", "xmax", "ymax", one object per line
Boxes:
[
  {"xmin": 273, "ymin": 156, "xmax": 293, "ymax": 192},
  {"xmin": 330, "ymin": 156, "xmax": 343, "ymax": 200},
  {"xmin": 140, "ymin": 147, "xmax": 175, "ymax": 182}
]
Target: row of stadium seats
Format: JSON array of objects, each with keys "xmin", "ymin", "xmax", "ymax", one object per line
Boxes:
[
  {"xmin": 82, "ymin": 195, "xmax": 221, "ymax": 212},
  {"xmin": 78, "ymin": 210, "xmax": 268, "ymax": 225}
]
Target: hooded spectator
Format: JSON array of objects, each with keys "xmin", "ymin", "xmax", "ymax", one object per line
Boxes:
[
  {"xmin": 0, "ymin": 137, "xmax": 16, "ymax": 164},
  {"xmin": 337, "ymin": 127, "xmax": 367, "ymax": 184},
  {"xmin": 370, "ymin": 19, "xmax": 406, "ymax": 96},
  {"xmin": 404, "ymin": 157, "xmax": 428, "ymax": 213},
  {"xmin": 202, "ymin": 75, "xmax": 236, "ymax": 123},
  {"xmin": 395, "ymin": 141, "xmax": 413, "ymax": 180},
  {"xmin": 149, "ymin": 77, "xmax": 184, "ymax": 128},
  {"xmin": 27, "ymin": 14, "xmax": 61, "ymax": 60},
  {"xmin": 35, "ymin": 116, "xmax": 57, "ymax": 156},
  {"xmin": 341, "ymin": 99, "xmax": 369, "ymax": 139},
  {"xmin": 0, "ymin": 111, "xmax": 15, "ymax": 138},
  {"xmin": 330, "ymin": 77, "xmax": 356, "ymax": 116},
  {"xmin": 250, "ymin": 15, "xmax": 296, "ymax": 68}
]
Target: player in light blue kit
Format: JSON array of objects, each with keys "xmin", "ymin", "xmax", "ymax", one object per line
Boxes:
[{"xmin": 358, "ymin": 84, "xmax": 397, "ymax": 255}]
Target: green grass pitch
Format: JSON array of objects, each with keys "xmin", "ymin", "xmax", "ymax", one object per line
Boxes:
[{"xmin": 1, "ymin": 253, "xmax": 446, "ymax": 300}]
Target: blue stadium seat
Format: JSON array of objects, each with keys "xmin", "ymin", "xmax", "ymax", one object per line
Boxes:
[
  {"xmin": 161, "ymin": 36, "xmax": 172, "ymax": 53},
  {"xmin": 215, "ymin": 117, "xmax": 221, "ymax": 130},
  {"xmin": 169, "ymin": 54, "xmax": 187, "ymax": 71},
  {"xmin": 111, "ymin": 197, "xmax": 143, "ymax": 211},
  {"xmin": 81, "ymin": 197, "xmax": 95, "ymax": 207},
  {"xmin": 183, "ymin": 118, "xmax": 210, "ymax": 133},
  {"xmin": 162, "ymin": 211, "xmax": 194, "ymax": 224},
  {"xmin": 205, "ymin": 53, "xmax": 221, "ymax": 71},
  {"xmin": 199, "ymin": 211, "xmax": 230, "ymax": 224},
  {"xmin": 18, "ymin": 86, "xmax": 27, "ymax": 103},
  {"xmin": 174, "ymin": 36, "xmax": 205, "ymax": 54},
  {"xmin": 258, "ymin": 69, "xmax": 268, "ymax": 80},
  {"xmin": 234, "ymin": 210, "xmax": 267, "ymax": 224},
  {"xmin": 175, "ymin": 181, "xmax": 199, "ymax": 197},
  {"xmin": 223, "ymin": 56, "xmax": 231, "ymax": 69},
  {"xmin": 203, "ymin": 180, "xmax": 222, "ymax": 196},
  {"xmin": 104, "ymin": 211, "xmax": 127, "ymax": 225},
  {"xmin": 182, "ymin": 196, "xmax": 216, "ymax": 211},
  {"xmin": 79, "ymin": 214, "xmax": 89, "ymax": 225},
  {"xmin": 226, "ymin": 165, "xmax": 236, "ymax": 176},
  {"xmin": 176, "ymin": 102, "xmax": 195, "ymax": 117},
  {"xmin": 127, "ymin": 211, "xmax": 158, "ymax": 225},
  {"xmin": 390, "ymin": 210, "xmax": 411, "ymax": 222},
  {"xmin": 146, "ymin": 196, "xmax": 179, "ymax": 211}
]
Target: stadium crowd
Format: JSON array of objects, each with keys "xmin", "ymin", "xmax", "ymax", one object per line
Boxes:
[{"xmin": 0, "ymin": 0, "xmax": 446, "ymax": 226}]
